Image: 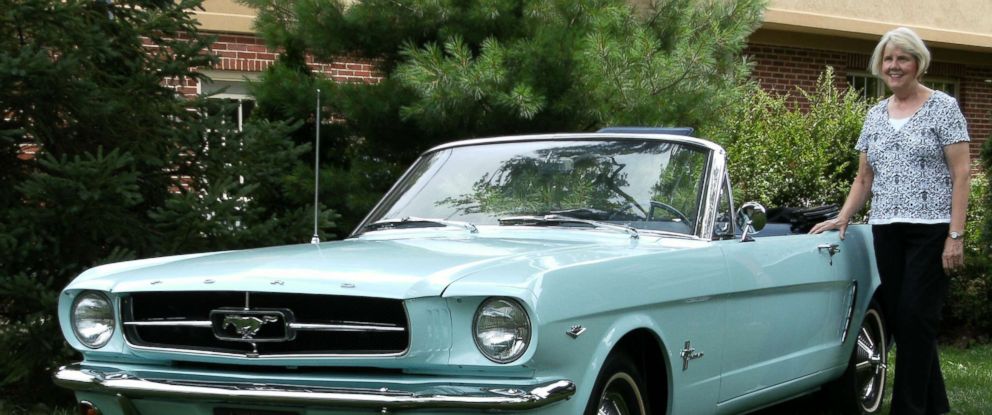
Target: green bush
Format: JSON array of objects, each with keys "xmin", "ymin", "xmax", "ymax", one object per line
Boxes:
[
  {"xmin": 979, "ymin": 135, "xmax": 992, "ymax": 254},
  {"xmin": 706, "ymin": 67, "xmax": 871, "ymax": 209},
  {"xmin": 945, "ymin": 136, "xmax": 992, "ymax": 342}
]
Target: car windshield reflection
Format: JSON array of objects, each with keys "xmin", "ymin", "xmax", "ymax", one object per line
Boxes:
[{"xmin": 359, "ymin": 139, "xmax": 709, "ymax": 236}]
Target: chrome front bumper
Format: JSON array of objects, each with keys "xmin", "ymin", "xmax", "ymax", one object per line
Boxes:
[{"xmin": 54, "ymin": 364, "xmax": 576, "ymax": 412}]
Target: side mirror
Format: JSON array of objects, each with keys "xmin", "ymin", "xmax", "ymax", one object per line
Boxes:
[{"xmin": 736, "ymin": 201, "xmax": 767, "ymax": 242}]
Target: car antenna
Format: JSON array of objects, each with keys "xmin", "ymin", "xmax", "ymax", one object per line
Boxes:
[{"xmin": 311, "ymin": 88, "xmax": 321, "ymax": 245}]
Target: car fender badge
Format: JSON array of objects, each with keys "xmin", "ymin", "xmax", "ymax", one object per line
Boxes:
[{"xmin": 681, "ymin": 340, "xmax": 704, "ymax": 371}]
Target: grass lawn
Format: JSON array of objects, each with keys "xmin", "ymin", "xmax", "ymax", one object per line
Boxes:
[{"xmin": 755, "ymin": 343, "xmax": 992, "ymax": 414}]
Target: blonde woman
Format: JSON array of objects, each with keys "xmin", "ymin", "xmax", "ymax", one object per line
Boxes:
[{"xmin": 811, "ymin": 27, "xmax": 970, "ymax": 415}]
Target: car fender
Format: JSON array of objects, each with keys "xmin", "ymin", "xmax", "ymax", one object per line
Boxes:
[{"xmin": 569, "ymin": 312, "xmax": 672, "ymax": 410}]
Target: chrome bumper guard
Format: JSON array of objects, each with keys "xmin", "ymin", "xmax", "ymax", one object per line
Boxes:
[{"xmin": 54, "ymin": 364, "xmax": 575, "ymax": 411}]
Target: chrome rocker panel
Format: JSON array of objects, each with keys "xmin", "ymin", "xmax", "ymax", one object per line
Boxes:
[{"xmin": 54, "ymin": 364, "xmax": 576, "ymax": 411}]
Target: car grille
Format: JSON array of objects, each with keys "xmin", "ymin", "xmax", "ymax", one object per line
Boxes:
[{"xmin": 121, "ymin": 292, "xmax": 408, "ymax": 357}]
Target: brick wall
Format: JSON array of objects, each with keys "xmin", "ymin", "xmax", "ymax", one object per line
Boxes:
[
  {"xmin": 211, "ymin": 32, "xmax": 382, "ymax": 82},
  {"xmin": 961, "ymin": 67, "xmax": 992, "ymax": 159},
  {"xmin": 747, "ymin": 42, "xmax": 990, "ymax": 159},
  {"xmin": 176, "ymin": 32, "xmax": 383, "ymax": 97},
  {"xmin": 747, "ymin": 44, "xmax": 850, "ymax": 109}
]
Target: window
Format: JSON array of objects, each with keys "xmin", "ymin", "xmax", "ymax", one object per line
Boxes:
[
  {"xmin": 923, "ymin": 78, "xmax": 958, "ymax": 97},
  {"xmin": 713, "ymin": 173, "xmax": 735, "ymax": 240},
  {"xmin": 199, "ymin": 71, "xmax": 257, "ymax": 131},
  {"xmin": 847, "ymin": 72, "xmax": 959, "ymax": 99},
  {"xmin": 846, "ymin": 73, "xmax": 883, "ymax": 100},
  {"xmin": 196, "ymin": 71, "xmax": 258, "ymax": 194}
]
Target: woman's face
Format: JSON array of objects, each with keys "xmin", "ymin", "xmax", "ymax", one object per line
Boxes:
[{"xmin": 881, "ymin": 43, "xmax": 919, "ymax": 91}]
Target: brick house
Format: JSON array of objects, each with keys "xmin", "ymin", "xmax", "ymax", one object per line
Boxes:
[{"xmin": 193, "ymin": 0, "xmax": 992, "ymax": 155}]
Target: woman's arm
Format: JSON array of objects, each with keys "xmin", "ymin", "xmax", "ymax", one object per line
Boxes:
[
  {"xmin": 809, "ymin": 152, "xmax": 873, "ymax": 239},
  {"xmin": 943, "ymin": 141, "xmax": 970, "ymax": 271}
]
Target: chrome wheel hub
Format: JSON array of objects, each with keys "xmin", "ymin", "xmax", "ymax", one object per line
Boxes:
[
  {"xmin": 853, "ymin": 310, "xmax": 887, "ymax": 412},
  {"xmin": 597, "ymin": 373, "xmax": 645, "ymax": 415}
]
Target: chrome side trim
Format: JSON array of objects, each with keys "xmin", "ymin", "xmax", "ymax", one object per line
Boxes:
[
  {"xmin": 124, "ymin": 321, "xmax": 405, "ymax": 333},
  {"xmin": 54, "ymin": 364, "xmax": 575, "ymax": 410},
  {"xmin": 124, "ymin": 321, "xmax": 212, "ymax": 327},
  {"xmin": 841, "ymin": 281, "xmax": 858, "ymax": 343},
  {"xmin": 122, "ymin": 342, "xmax": 408, "ymax": 359},
  {"xmin": 288, "ymin": 323, "xmax": 406, "ymax": 332}
]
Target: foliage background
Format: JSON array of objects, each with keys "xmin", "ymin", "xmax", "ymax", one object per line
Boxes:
[
  {"xmin": 2, "ymin": 0, "xmax": 990, "ymax": 412},
  {"xmin": 945, "ymin": 131, "xmax": 992, "ymax": 342},
  {"xmin": 0, "ymin": 0, "xmax": 336, "ymax": 410},
  {"xmin": 1, "ymin": 0, "xmax": 768, "ymax": 411},
  {"xmin": 241, "ymin": 0, "xmax": 767, "ymax": 231}
]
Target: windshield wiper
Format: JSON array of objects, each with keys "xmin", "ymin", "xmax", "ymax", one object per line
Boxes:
[
  {"xmin": 497, "ymin": 214, "xmax": 638, "ymax": 239},
  {"xmin": 360, "ymin": 217, "xmax": 479, "ymax": 234}
]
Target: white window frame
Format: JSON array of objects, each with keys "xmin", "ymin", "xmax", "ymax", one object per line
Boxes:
[
  {"xmin": 847, "ymin": 71, "xmax": 959, "ymax": 99},
  {"xmin": 198, "ymin": 70, "xmax": 259, "ymax": 131},
  {"xmin": 846, "ymin": 72, "xmax": 885, "ymax": 100},
  {"xmin": 921, "ymin": 76, "xmax": 959, "ymax": 98}
]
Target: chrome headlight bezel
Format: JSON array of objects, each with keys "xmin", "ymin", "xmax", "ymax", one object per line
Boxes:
[
  {"xmin": 472, "ymin": 297, "xmax": 531, "ymax": 364},
  {"xmin": 71, "ymin": 290, "xmax": 115, "ymax": 349}
]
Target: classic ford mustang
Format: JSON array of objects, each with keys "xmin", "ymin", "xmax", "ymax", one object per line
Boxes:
[{"xmin": 54, "ymin": 132, "xmax": 887, "ymax": 415}]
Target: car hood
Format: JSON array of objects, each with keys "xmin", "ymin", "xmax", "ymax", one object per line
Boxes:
[{"xmin": 67, "ymin": 229, "xmax": 678, "ymax": 299}]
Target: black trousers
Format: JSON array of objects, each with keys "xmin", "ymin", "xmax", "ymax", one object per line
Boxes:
[{"xmin": 872, "ymin": 223, "xmax": 951, "ymax": 415}]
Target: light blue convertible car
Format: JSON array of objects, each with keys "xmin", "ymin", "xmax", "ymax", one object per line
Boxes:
[{"xmin": 55, "ymin": 132, "xmax": 887, "ymax": 415}]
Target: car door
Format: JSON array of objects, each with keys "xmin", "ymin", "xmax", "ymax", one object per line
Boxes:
[{"xmin": 714, "ymin": 232, "xmax": 852, "ymax": 403}]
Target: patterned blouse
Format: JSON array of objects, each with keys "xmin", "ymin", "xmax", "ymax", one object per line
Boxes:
[{"xmin": 855, "ymin": 91, "xmax": 970, "ymax": 225}]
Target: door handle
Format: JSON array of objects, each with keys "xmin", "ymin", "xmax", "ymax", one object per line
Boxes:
[{"xmin": 818, "ymin": 243, "xmax": 841, "ymax": 265}]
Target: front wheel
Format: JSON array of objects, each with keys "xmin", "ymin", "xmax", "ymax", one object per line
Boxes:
[
  {"xmin": 824, "ymin": 304, "xmax": 888, "ymax": 414},
  {"xmin": 585, "ymin": 351, "xmax": 649, "ymax": 415}
]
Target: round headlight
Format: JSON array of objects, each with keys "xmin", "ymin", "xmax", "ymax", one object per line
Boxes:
[
  {"xmin": 473, "ymin": 297, "xmax": 531, "ymax": 363},
  {"xmin": 71, "ymin": 291, "xmax": 115, "ymax": 349}
]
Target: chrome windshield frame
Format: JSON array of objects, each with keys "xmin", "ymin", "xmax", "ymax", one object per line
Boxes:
[{"xmin": 351, "ymin": 133, "xmax": 728, "ymax": 241}]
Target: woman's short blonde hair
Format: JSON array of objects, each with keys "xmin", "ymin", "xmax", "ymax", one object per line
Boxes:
[{"xmin": 869, "ymin": 27, "xmax": 931, "ymax": 79}]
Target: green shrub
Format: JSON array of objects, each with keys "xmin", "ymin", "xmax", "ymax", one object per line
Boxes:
[
  {"xmin": 945, "ymin": 173, "xmax": 992, "ymax": 341},
  {"xmin": 705, "ymin": 67, "xmax": 872, "ymax": 209},
  {"xmin": 980, "ymin": 135, "xmax": 992, "ymax": 255},
  {"xmin": 945, "ymin": 127, "xmax": 992, "ymax": 342}
]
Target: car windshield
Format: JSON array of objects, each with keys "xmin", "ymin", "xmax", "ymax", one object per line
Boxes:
[{"xmin": 359, "ymin": 139, "xmax": 711, "ymax": 236}]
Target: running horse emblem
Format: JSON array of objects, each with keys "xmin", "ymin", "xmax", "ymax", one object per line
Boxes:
[{"xmin": 223, "ymin": 315, "xmax": 280, "ymax": 339}]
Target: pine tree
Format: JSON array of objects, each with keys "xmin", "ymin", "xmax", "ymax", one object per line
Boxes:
[
  {"xmin": 240, "ymin": 0, "xmax": 767, "ymax": 232},
  {"xmin": 0, "ymin": 0, "xmax": 330, "ymax": 409}
]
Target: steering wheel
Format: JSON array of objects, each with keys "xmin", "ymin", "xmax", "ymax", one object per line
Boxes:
[{"xmin": 648, "ymin": 201, "xmax": 691, "ymax": 225}]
